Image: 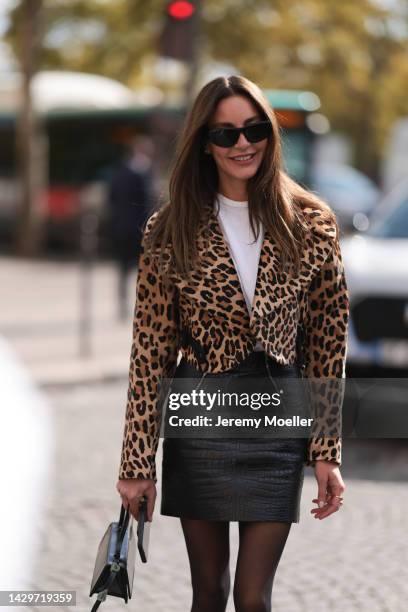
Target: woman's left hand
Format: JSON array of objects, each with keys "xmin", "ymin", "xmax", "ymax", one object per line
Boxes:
[{"xmin": 311, "ymin": 460, "xmax": 345, "ymax": 520}]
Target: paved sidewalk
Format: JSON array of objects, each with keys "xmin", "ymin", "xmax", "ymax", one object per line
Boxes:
[
  {"xmin": 26, "ymin": 382, "xmax": 408, "ymax": 612},
  {"xmin": 1, "ymin": 256, "xmax": 137, "ymax": 386}
]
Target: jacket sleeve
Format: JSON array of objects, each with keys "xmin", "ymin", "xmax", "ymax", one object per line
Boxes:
[
  {"xmin": 118, "ymin": 213, "xmax": 180, "ymax": 482},
  {"xmin": 303, "ymin": 228, "xmax": 349, "ymax": 466}
]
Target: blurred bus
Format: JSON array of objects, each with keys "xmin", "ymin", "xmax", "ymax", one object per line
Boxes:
[{"xmin": 0, "ymin": 89, "xmax": 321, "ymax": 252}]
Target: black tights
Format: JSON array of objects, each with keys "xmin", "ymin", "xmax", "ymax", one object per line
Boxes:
[{"xmin": 180, "ymin": 518, "xmax": 291, "ymax": 612}]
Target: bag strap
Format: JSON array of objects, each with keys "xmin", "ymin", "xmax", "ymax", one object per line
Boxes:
[
  {"xmin": 295, "ymin": 323, "xmax": 306, "ymax": 377},
  {"xmin": 180, "ymin": 325, "xmax": 207, "ymax": 366},
  {"xmin": 115, "ymin": 504, "xmax": 130, "ymax": 559},
  {"xmin": 119, "ymin": 503, "xmax": 127, "ymax": 526}
]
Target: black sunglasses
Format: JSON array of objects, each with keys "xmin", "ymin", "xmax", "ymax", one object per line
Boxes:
[{"xmin": 207, "ymin": 120, "xmax": 272, "ymax": 148}]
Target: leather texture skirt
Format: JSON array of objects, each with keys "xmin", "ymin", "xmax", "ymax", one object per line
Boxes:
[{"xmin": 160, "ymin": 351, "xmax": 308, "ymax": 523}]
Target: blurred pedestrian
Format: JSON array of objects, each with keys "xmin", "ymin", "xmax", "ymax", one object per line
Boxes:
[{"xmin": 108, "ymin": 134, "xmax": 155, "ymax": 319}]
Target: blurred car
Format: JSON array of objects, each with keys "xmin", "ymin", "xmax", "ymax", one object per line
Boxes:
[
  {"xmin": 311, "ymin": 163, "xmax": 381, "ymax": 231},
  {"xmin": 341, "ymin": 177, "xmax": 408, "ymax": 373}
]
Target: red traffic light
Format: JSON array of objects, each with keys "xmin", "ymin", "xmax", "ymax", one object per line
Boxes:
[{"xmin": 167, "ymin": 1, "xmax": 195, "ymax": 20}]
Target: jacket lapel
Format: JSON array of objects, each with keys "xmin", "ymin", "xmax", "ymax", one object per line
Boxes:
[
  {"xmin": 191, "ymin": 206, "xmax": 336, "ymax": 353},
  {"xmin": 206, "ymin": 208, "xmax": 283, "ymax": 327}
]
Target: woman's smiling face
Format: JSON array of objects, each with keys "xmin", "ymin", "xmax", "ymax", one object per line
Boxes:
[{"xmin": 206, "ymin": 95, "xmax": 269, "ymax": 193}]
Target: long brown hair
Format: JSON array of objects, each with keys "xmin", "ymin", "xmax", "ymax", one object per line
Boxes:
[{"xmin": 146, "ymin": 75, "xmax": 337, "ymax": 277}]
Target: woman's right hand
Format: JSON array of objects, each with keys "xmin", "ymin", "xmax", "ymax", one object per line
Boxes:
[{"xmin": 116, "ymin": 478, "xmax": 156, "ymax": 522}]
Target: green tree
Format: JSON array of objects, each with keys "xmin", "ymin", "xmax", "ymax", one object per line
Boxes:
[
  {"xmin": 202, "ymin": 0, "xmax": 408, "ymax": 180},
  {"xmin": 5, "ymin": 0, "xmax": 164, "ymax": 87},
  {"xmin": 5, "ymin": 0, "xmax": 408, "ymax": 180}
]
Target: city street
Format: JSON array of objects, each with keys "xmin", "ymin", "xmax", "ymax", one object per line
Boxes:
[
  {"xmin": 1, "ymin": 0, "xmax": 408, "ymax": 609},
  {"xmin": 1, "ymin": 256, "xmax": 408, "ymax": 612},
  {"xmin": 30, "ymin": 382, "xmax": 408, "ymax": 612}
]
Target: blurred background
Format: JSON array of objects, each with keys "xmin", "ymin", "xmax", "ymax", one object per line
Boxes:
[{"xmin": 0, "ymin": 1, "xmax": 408, "ymax": 611}]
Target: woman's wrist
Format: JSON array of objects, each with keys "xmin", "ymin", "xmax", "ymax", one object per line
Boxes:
[{"xmin": 313, "ymin": 459, "xmax": 341, "ymax": 469}]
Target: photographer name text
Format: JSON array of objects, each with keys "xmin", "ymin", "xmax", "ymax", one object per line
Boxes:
[{"xmin": 167, "ymin": 415, "xmax": 313, "ymax": 428}]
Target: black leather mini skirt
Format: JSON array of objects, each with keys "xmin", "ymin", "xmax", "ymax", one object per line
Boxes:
[{"xmin": 160, "ymin": 351, "xmax": 308, "ymax": 523}]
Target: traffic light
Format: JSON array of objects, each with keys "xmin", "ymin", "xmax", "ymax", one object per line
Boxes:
[
  {"xmin": 159, "ymin": 1, "xmax": 198, "ymax": 61},
  {"xmin": 167, "ymin": 1, "xmax": 195, "ymax": 20}
]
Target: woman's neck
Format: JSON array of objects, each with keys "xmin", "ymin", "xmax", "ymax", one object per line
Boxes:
[
  {"xmin": 217, "ymin": 179, "xmax": 248, "ymax": 202},
  {"xmin": 218, "ymin": 191, "xmax": 248, "ymax": 202}
]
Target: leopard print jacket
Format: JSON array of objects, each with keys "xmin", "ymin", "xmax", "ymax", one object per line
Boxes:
[{"xmin": 118, "ymin": 205, "xmax": 349, "ymax": 481}]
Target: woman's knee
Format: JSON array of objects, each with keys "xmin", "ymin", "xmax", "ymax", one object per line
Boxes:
[
  {"xmin": 192, "ymin": 568, "xmax": 231, "ymax": 610},
  {"xmin": 233, "ymin": 587, "xmax": 271, "ymax": 612}
]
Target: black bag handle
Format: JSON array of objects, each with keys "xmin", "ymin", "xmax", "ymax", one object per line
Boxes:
[{"xmin": 115, "ymin": 504, "xmax": 131, "ymax": 560}]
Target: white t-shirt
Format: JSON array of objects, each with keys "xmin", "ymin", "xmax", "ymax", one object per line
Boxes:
[{"xmin": 215, "ymin": 193, "xmax": 265, "ymax": 352}]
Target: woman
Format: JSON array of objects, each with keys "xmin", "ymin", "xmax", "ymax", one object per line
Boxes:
[{"xmin": 117, "ymin": 75, "xmax": 348, "ymax": 612}]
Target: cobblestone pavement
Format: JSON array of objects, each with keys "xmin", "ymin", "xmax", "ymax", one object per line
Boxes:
[
  {"xmin": 25, "ymin": 382, "xmax": 408, "ymax": 612},
  {"xmin": 2, "ymin": 256, "xmax": 408, "ymax": 611}
]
